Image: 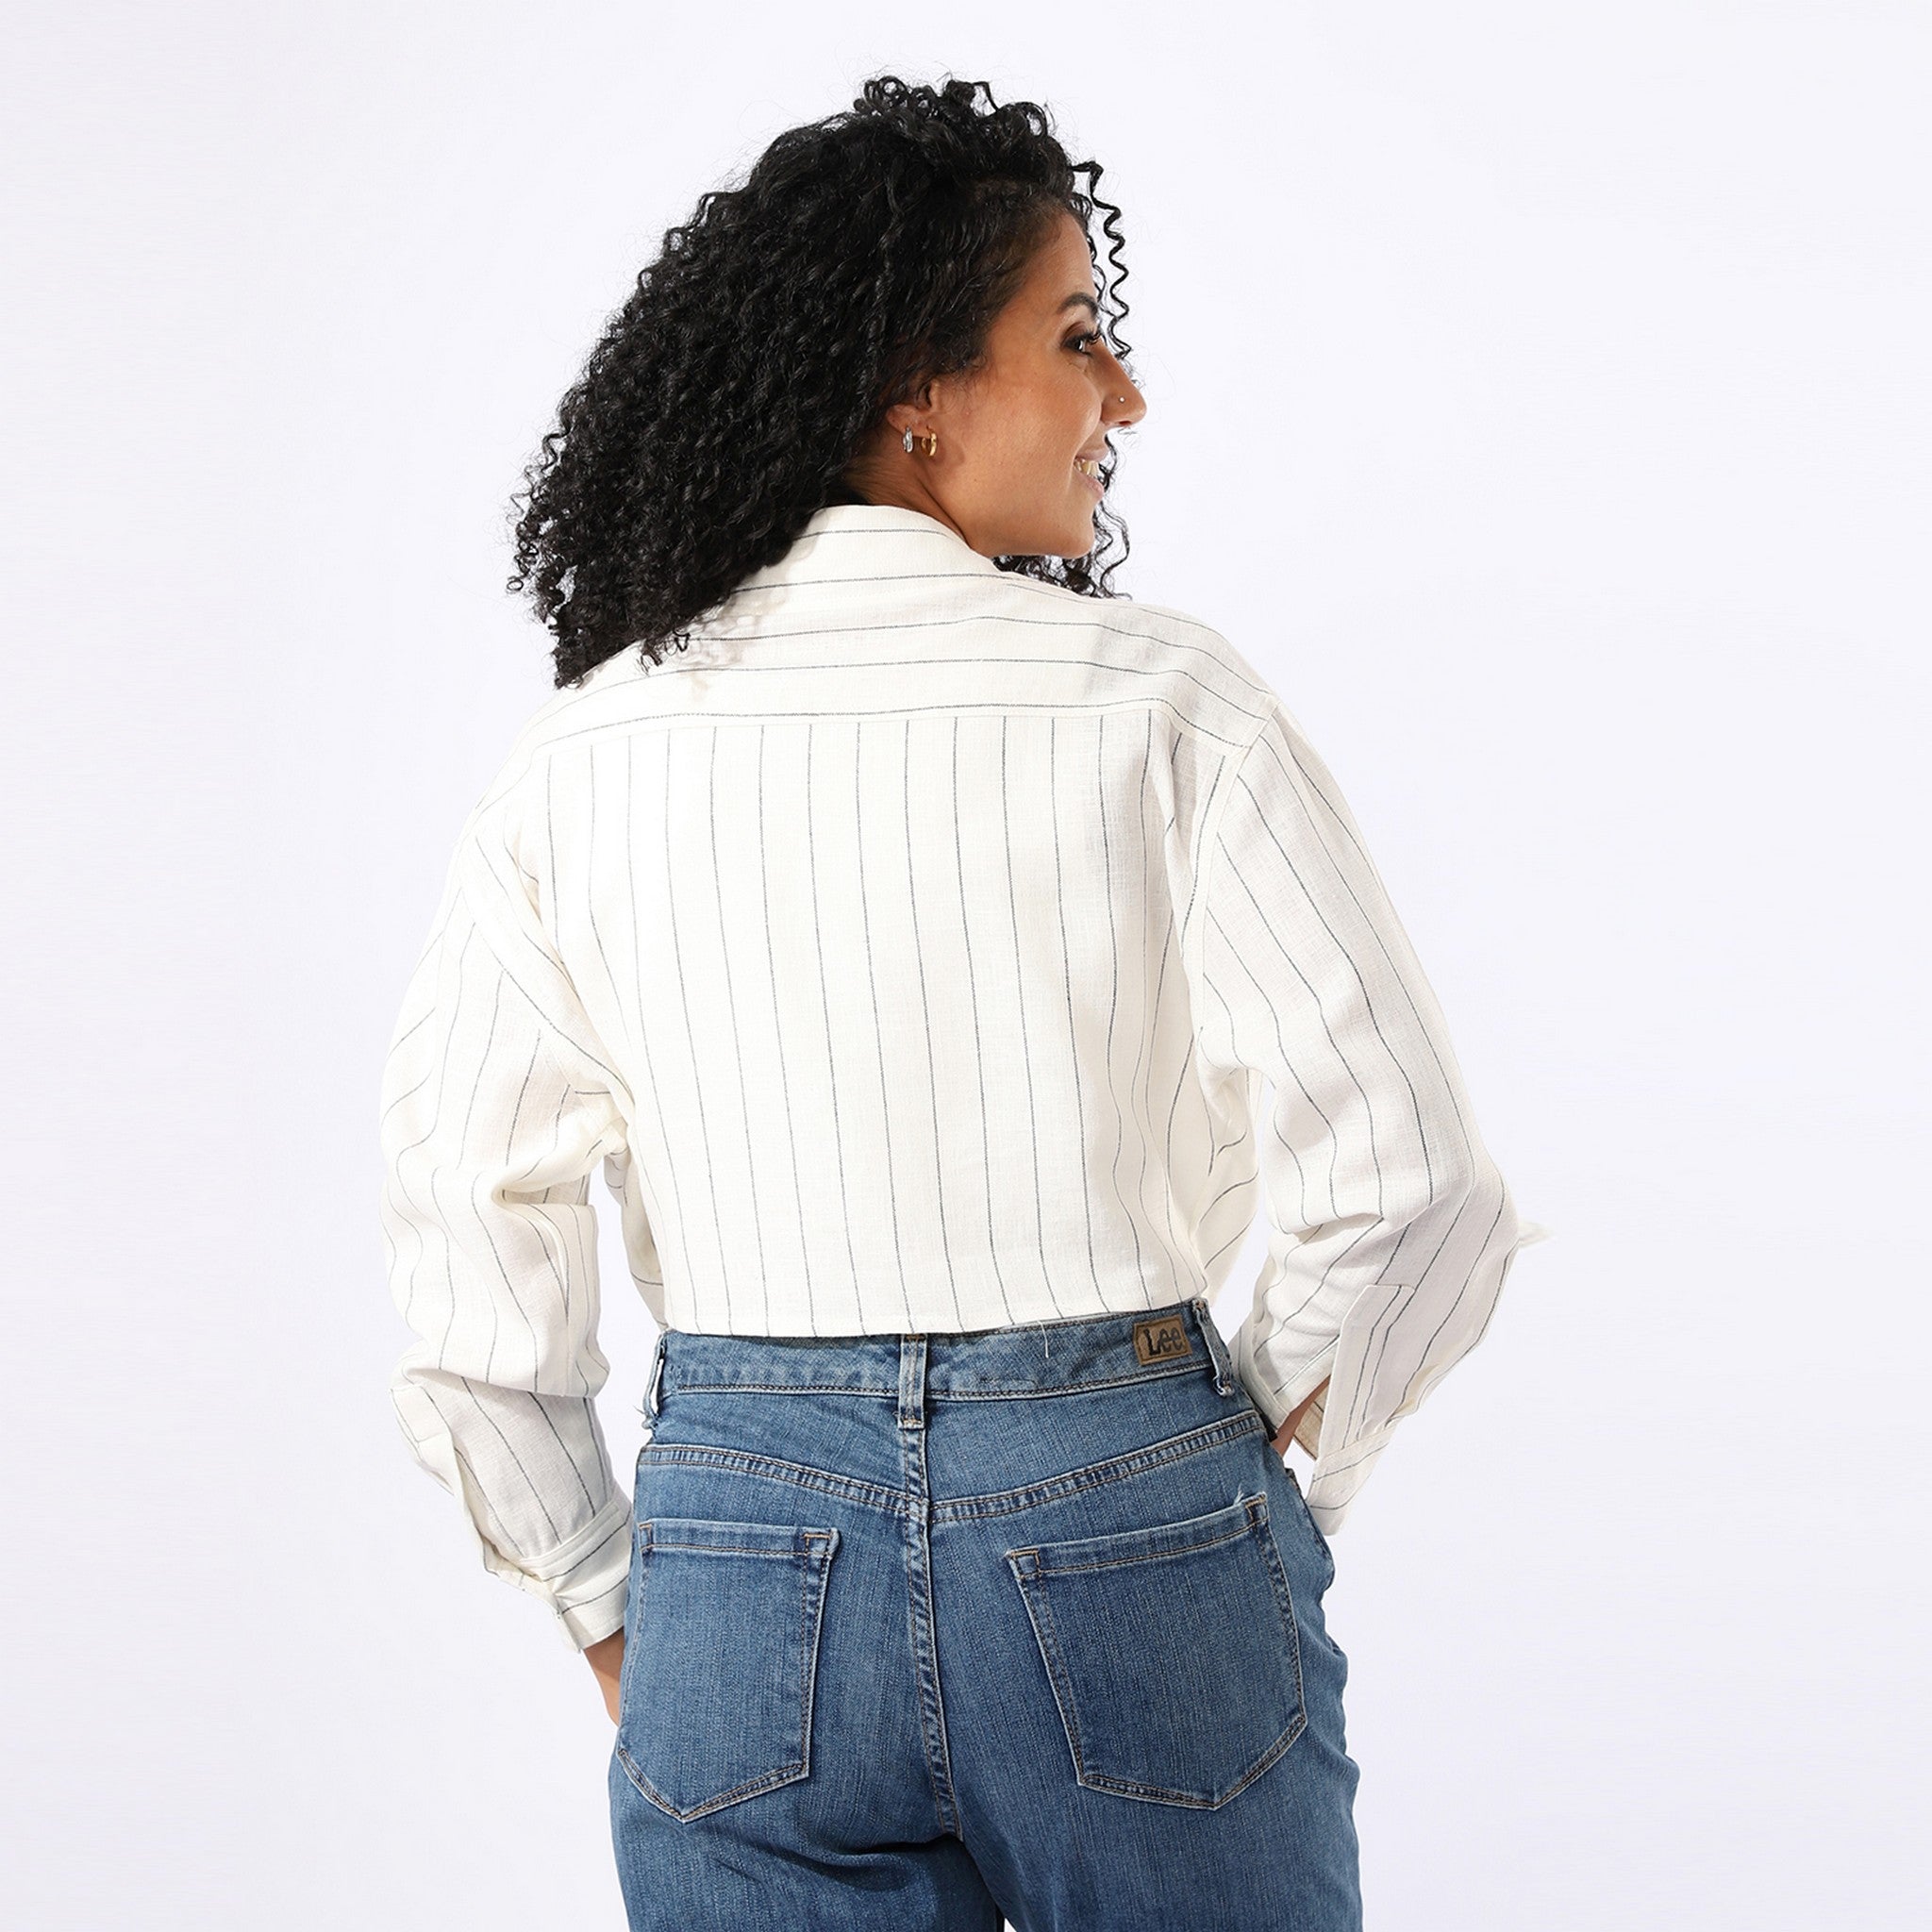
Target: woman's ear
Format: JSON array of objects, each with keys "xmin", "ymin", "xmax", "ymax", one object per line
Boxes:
[{"xmin": 885, "ymin": 377, "xmax": 941, "ymax": 440}]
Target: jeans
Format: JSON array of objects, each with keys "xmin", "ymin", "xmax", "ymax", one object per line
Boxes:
[{"xmin": 608, "ymin": 1295, "xmax": 1362, "ymax": 1930}]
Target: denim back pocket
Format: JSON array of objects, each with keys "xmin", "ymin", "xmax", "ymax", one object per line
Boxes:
[
  {"xmin": 1005, "ymin": 1491, "xmax": 1306, "ymax": 1808},
  {"xmin": 615, "ymin": 1516, "xmax": 840, "ymax": 1822}
]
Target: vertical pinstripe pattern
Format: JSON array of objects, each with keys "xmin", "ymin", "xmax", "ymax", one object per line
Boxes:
[
  {"xmin": 377, "ymin": 504, "xmax": 1547, "ymax": 1650},
  {"xmin": 1191, "ymin": 692, "xmax": 1544, "ymax": 1527}
]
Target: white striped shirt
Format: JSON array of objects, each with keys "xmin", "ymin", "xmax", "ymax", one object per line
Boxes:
[{"xmin": 377, "ymin": 502, "xmax": 1548, "ymax": 1651}]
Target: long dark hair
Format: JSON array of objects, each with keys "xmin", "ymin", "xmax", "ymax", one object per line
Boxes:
[{"xmin": 506, "ymin": 74, "xmax": 1137, "ymax": 688}]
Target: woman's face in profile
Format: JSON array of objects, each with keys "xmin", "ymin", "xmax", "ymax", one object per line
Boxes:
[{"xmin": 858, "ymin": 209, "xmax": 1148, "ymax": 559}]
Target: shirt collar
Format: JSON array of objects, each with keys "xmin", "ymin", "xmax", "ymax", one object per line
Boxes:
[{"xmin": 721, "ymin": 503, "xmax": 1010, "ymax": 603}]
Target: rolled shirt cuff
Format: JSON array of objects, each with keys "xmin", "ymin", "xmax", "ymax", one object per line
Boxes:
[{"xmin": 514, "ymin": 1497, "xmax": 636, "ymax": 1654}]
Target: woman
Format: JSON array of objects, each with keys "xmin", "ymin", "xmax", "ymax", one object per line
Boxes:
[{"xmin": 378, "ymin": 73, "xmax": 1541, "ymax": 1931}]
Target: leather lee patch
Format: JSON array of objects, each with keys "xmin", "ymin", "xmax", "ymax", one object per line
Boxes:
[{"xmin": 1131, "ymin": 1314, "xmax": 1193, "ymax": 1365}]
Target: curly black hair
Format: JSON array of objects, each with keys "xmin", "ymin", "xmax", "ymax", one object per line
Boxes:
[{"xmin": 506, "ymin": 74, "xmax": 1138, "ymax": 689}]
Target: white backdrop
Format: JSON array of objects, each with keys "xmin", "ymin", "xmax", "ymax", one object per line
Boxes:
[{"xmin": 7, "ymin": 5, "xmax": 1926, "ymax": 1926}]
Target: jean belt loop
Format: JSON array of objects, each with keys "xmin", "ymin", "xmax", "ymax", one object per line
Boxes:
[
  {"xmin": 1191, "ymin": 1295, "xmax": 1236, "ymax": 1394},
  {"xmin": 642, "ymin": 1326, "xmax": 667, "ymax": 1422}
]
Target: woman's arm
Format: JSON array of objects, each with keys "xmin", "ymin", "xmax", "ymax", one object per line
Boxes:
[
  {"xmin": 1270, "ymin": 1376, "xmax": 1328, "ymax": 1460},
  {"xmin": 1190, "ymin": 687, "xmax": 1532, "ymax": 1535},
  {"xmin": 587, "ymin": 1629, "xmax": 625, "ymax": 1722}
]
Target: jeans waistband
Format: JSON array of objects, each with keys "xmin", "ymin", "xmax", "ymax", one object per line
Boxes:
[{"xmin": 644, "ymin": 1295, "xmax": 1240, "ymax": 1417}]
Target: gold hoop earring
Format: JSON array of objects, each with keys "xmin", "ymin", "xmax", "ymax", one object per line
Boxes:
[{"xmin": 901, "ymin": 425, "xmax": 939, "ymax": 458}]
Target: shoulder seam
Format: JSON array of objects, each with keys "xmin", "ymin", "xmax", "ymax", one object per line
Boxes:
[{"xmin": 1183, "ymin": 698, "xmax": 1279, "ymax": 991}]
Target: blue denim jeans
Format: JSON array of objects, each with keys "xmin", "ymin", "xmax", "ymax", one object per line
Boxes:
[{"xmin": 608, "ymin": 1295, "xmax": 1362, "ymax": 1930}]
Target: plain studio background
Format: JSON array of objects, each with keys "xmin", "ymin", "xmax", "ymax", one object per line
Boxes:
[{"xmin": 6, "ymin": 4, "xmax": 1926, "ymax": 1926}]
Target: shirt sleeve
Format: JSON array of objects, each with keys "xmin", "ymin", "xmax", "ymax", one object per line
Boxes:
[
  {"xmin": 376, "ymin": 819, "xmax": 644, "ymax": 1653},
  {"xmin": 1191, "ymin": 695, "xmax": 1550, "ymax": 1536}
]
